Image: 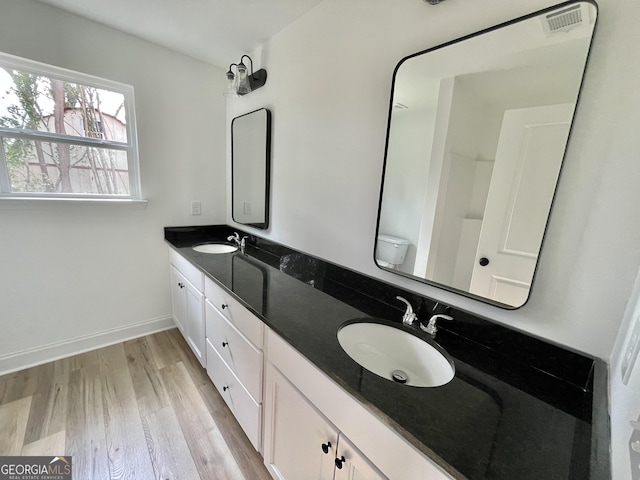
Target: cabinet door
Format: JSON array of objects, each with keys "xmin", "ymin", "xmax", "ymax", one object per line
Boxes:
[
  {"xmin": 170, "ymin": 265, "xmax": 187, "ymax": 335},
  {"xmin": 334, "ymin": 434, "xmax": 387, "ymax": 480},
  {"xmin": 185, "ymin": 280, "xmax": 205, "ymax": 368},
  {"xmin": 264, "ymin": 363, "xmax": 337, "ymax": 480}
]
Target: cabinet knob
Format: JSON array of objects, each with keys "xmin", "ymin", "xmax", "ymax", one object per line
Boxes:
[
  {"xmin": 223, "ymin": 386, "xmax": 228, "ymax": 392},
  {"xmin": 321, "ymin": 442, "xmax": 331, "ymax": 454},
  {"xmin": 222, "ymin": 341, "xmax": 228, "ymax": 348},
  {"xmin": 479, "ymin": 257, "xmax": 490, "ymax": 267},
  {"xmin": 335, "ymin": 456, "xmax": 346, "ymax": 469},
  {"xmin": 221, "ymin": 304, "xmax": 228, "ymax": 310}
]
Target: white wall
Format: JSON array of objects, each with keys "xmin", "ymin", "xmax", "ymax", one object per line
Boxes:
[
  {"xmin": 226, "ymin": 0, "xmax": 640, "ymax": 361},
  {"xmin": 379, "ymin": 106, "xmax": 435, "ymax": 273},
  {"xmin": 0, "ymin": 0, "xmax": 227, "ymax": 372},
  {"xmin": 428, "ymin": 78, "xmax": 498, "ymax": 287}
]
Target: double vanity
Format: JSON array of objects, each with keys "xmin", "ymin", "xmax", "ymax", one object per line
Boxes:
[
  {"xmin": 168, "ymin": 2, "xmax": 606, "ymax": 477},
  {"xmin": 165, "ymin": 225, "xmax": 609, "ymax": 480}
]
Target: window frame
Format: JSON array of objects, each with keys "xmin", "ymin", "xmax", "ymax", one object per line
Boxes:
[{"xmin": 0, "ymin": 52, "xmax": 142, "ymax": 201}]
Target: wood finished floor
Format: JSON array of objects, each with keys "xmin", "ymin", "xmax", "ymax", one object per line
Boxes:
[{"xmin": 0, "ymin": 328, "xmax": 272, "ymax": 480}]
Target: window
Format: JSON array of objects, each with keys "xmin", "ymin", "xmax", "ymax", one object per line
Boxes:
[{"xmin": 0, "ymin": 52, "xmax": 141, "ymax": 200}]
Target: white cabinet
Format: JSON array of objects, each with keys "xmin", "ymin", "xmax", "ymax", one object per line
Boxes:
[
  {"xmin": 263, "ymin": 363, "xmax": 386, "ymax": 480},
  {"xmin": 205, "ymin": 275, "xmax": 264, "ymax": 348},
  {"xmin": 263, "ymin": 363, "xmax": 339, "ymax": 480},
  {"xmin": 169, "ymin": 250, "xmax": 205, "ymax": 368},
  {"xmin": 334, "ymin": 434, "xmax": 388, "ymax": 480},
  {"xmin": 169, "ymin": 266, "xmax": 187, "ymax": 335},
  {"xmin": 206, "ymin": 339, "xmax": 262, "ymax": 448},
  {"xmin": 204, "ymin": 276, "xmax": 264, "ymax": 451},
  {"xmin": 168, "ymin": 248, "xmax": 452, "ymax": 480},
  {"xmin": 184, "ymin": 274, "xmax": 205, "ymax": 365},
  {"xmin": 206, "ymin": 299, "xmax": 262, "ymax": 400}
]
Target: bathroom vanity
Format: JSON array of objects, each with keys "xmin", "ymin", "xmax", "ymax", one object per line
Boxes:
[{"xmin": 165, "ymin": 225, "xmax": 609, "ymax": 480}]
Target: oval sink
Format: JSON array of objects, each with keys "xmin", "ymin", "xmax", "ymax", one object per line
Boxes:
[
  {"xmin": 337, "ymin": 321, "xmax": 454, "ymax": 387},
  {"xmin": 192, "ymin": 243, "xmax": 238, "ymax": 254}
]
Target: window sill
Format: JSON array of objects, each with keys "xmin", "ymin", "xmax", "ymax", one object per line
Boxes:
[{"xmin": 0, "ymin": 197, "xmax": 148, "ymax": 210}]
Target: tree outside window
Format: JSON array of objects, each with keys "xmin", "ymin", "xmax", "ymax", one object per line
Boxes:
[{"xmin": 0, "ymin": 52, "xmax": 141, "ymax": 199}]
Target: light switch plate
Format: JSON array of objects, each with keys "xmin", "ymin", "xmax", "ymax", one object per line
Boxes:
[{"xmin": 191, "ymin": 201, "xmax": 201, "ymax": 215}]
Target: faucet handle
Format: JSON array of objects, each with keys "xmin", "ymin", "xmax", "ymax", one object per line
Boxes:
[
  {"xmin": 227, "ymin": 232, "xmax": 242, "ymax": 246},
  {"xmin": 396, "ymin": 296, "xmax": 413, "ymax": 312},
  {"xmin": 396, "ymin": 296, "xmax": 417, "ymax": 325},
  {"xmin": 421, "ymin": 313, "xmax": 453, "ymax": 336}
]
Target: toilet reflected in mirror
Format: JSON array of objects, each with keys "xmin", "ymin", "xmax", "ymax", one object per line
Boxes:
[{"xmin": 376, "ymin": 235, "xmax": 410, "ymax": 270}]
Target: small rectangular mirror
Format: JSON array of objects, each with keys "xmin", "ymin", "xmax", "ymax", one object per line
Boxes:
[
  {"xmin": 376, "ymin": 1, "xmax": 597, "ymax": 308},
  {"xmin": 232, "ymin": 108, "xmax": 271, "ymax": 229}
]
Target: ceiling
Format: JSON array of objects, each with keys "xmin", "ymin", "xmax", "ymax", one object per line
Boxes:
[
  {"xmin": 393, "ymin": 4, "xmax": 596, "ymax": 112},
  {"xmin": 35, "ymin": 0, "xmax": 324, "ymax": 68}
]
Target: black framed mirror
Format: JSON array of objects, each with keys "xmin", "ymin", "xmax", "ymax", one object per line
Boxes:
[
  {"xmin": 232, "ymin": 108, "xmax": 271, "ymax": 229},
  {"xmin": 375, "ymin": 1, "xmax": 597, "ymax": 308}
]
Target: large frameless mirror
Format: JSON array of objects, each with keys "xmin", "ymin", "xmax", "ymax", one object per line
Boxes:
[
  {"xmin": 375, "ymin": 1, "xmax": 597, "ymax": 308},
  {"xmin": 232, "ymin": 108, "xmax": 271, "ymax": 229}
]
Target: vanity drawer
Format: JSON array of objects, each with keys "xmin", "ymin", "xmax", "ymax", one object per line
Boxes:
[
  {"xmin": 169, "ymin": 248, "xmax": 204, "ymax": 291},
  {"xmin": 206, "ymin": 339, "xmax": 262, "ymax": 451},
  {"xmin": 205, "ymin": 276, "xmax": 264, "ymax": 347},
  {"xmin": 205, "ymin": 299, "xmax": 263, "ymax": 402}
]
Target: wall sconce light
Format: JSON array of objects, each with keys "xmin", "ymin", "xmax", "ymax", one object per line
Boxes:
[{"xmin": 224, "ymin": 55, "xmax": 267, "ymax": 97}]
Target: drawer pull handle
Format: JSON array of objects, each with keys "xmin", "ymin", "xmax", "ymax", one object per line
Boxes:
[
  {"xmin": 321, "ymin": 442, "xmax": 331, "ymax": 454},
  {"xmin": 222, "ymin": 341, "xmax": 228, "ymax": 348},
  {"xmin": 335, "ymin": 456, "xmax": 345, "ymax": 469},
  {"xmin": 178, "ymin": 282, "xmax": 185, "ymax": 289},
  {"xmin": 223, "ymin": 386, "xmax": 229, "ymax": 392},
  {"xmin": 221, "ymin": 304, "xmax": 228, "ymax": 310}
]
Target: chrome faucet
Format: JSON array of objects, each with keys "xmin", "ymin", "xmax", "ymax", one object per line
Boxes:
[
  {"xmin": 227, "ymin": 232, "xmax": 247, "ymax": 252},
  {"xmin": 421, "ymin": 303, "xmax": 453, "ymax": 335},
  {"xmin": 396, "ymin": 296, "xmax": 417, "ymax": 326}
]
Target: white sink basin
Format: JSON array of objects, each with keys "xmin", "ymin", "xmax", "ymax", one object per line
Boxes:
[
  {"xmin": 192, "ymin": 243, "xmax": 238, "ymax": 254},
  {"xmin": 337, "ymin": 321, "xmax": 454, "ymax": 387}
]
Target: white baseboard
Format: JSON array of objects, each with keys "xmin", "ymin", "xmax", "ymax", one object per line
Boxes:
[{"xmin": 0, "ymin": 315, "xmax": 176, "ymax": 376}]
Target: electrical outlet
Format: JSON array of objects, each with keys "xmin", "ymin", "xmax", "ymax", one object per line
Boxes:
[
  {"xmin": 191, "ymin": 201, "xmax": 201, "ymax": 215},
  {"xmin": 243, "ymin": 202, "xmax": 252, "ymax": 214},
  {"xmin": 622, "ymin": 315, "xmax": 640, "ymax": 385}
]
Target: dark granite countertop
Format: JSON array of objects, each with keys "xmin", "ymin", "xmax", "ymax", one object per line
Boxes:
[{"xmin": 165, "ymin": 225, "xmax": 610, "ymax": 480}]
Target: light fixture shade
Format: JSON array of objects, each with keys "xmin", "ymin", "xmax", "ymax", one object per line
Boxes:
[
  {"xmin": 224, "ymin": 55, "xmax": 266, "ymax": 96},
  {"xmin": 236, "ymin": 62, "xmax": 252, "ymax": 95},
  {"xmin": 224, "ymin": 69, "xmax": 238, "ymax": 98}
]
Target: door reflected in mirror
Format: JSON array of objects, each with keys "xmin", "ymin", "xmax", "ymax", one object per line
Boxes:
[
  {"xmin": 376, "ymin": 1, "xmax": 597, "ymax": 308},
  {"xmin": 232, "ymin": 108, "xmax": 271, "ymax": 229}
]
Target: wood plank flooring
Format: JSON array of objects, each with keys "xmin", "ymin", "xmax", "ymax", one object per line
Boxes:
[{"xmin": 0, "ymin": 328, "xmax": 272, "ymax": 480}]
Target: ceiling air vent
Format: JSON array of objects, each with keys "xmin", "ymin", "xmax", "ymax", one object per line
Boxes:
[{"xmin": 541, "ymin": 4, "xmax": 588, "ymax": 35}]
